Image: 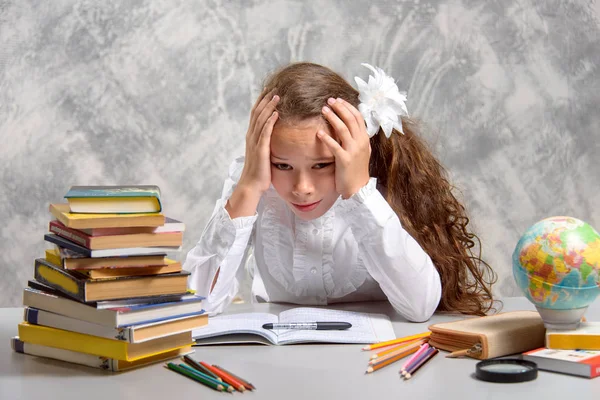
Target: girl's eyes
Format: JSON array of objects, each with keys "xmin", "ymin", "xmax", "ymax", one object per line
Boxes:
[
  {"xmin": 272, "ymin": 163, "xmax": 292, "ymax": 170},
  {"xmin": 271, "ymin": 163, "xmax": 334, "ymax": 171},
  {"xmin": 313, "ymin": 162, "xmax": 334, "ymax": 169}
]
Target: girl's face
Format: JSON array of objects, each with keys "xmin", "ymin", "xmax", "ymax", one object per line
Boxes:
[{"xmin": 270, "ymin": 118, "xmax": 339, "ymax": 221}]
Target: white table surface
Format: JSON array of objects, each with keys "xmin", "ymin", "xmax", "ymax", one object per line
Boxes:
[{"xmin": 2, "ymin": 297, "xmax": 600, "ymax": 399}]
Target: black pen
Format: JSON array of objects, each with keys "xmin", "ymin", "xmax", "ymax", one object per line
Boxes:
[{"xmin": 262, "ymin": 322, "xmax": 352, "ymax": 330}]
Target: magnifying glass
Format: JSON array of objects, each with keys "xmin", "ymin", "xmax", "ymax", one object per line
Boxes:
[{"xmin": 475, "ymin": 359, "xmax": 538, "ymax": 383}]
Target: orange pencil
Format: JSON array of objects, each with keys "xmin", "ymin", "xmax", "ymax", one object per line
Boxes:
[
  {"xmin": 365, "ymin": 342, "xmax": 421, "ymax": 373},
  {"xmin": 370, "ymin": 338, "xmax": 427, "ymax": 360},
  {"xmin": 199, "ymin": 361, "xmax": 246, "ymax": 392},
  {"xmin": 213, "ymin": 364, "xmax": 256, "ymax": 391},
  {"xmin": 368, "ymin": 340, "xmax": 424, "ymax": 366},
  {"xmin": 362, "ymin": 332, "xmax": 431, "ymax": 351}
]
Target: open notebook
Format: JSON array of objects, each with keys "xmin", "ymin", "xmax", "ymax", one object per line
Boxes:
[{"xmin": 192, "ymin": 307, "xmax": 396, "ymax": 345}]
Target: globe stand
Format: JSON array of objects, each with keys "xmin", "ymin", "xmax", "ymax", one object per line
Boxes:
[{"xmin": 535, "ymin": 306, "xmax": 587, "ymax": 330}]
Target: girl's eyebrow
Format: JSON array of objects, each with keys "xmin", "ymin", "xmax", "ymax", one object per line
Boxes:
[
  {"xmin": 270, "ymin": 155, "xmax": 334, "ymax": 162},
  {"xmin": 309, "ymin": 156, "xmax": 335, "ymax": 161}
]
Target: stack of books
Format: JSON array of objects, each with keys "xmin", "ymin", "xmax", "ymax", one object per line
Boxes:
[
  {"xmin": 11, "ymin": 185, "xmax": 207, "ymax": 372},
  {"xmin": 523, "ymin": 323, "xmax": 600, "ymax": 378}
]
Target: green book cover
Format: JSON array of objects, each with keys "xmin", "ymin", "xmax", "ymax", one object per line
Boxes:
[{"xmin": 64, "ymin": 185, "xmax": 162, "ymax": 213}]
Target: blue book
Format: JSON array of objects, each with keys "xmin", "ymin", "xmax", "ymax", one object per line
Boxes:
[{"xmin": 64, "ymin": 185, "xmax": 162, "ymax": 214}]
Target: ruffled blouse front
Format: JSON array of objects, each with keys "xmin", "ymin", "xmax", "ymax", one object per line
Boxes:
[{"xmin": 183, "ymin": 157, "xmax": 442, "ymax": 322}]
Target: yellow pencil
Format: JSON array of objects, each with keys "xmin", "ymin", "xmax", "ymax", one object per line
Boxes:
[
  {"xmin": 369, "ymin": 338, "xmax": 426, "ymax": 360},
  {"xmin": 362, "ymin": 332, "xmax": 431, "ymax": 351},
  {"xmin": 365, "ymin": 343, "xmax": 421, "ymax": 374},
  {"xmin": 368, "ymin": 340, "xmax": 425, "ymax": 366}
]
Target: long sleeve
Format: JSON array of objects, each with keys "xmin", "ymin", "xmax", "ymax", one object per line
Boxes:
[
  {"xmin": 182, "ymin": 157, "xmax": 256, "ymax": 315},
  {"xmin": 337, "ymin": 178, "xmax": 442, "ymax": 322}
]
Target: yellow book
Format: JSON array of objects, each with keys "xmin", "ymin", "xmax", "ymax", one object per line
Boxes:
[
  {"xmin": 13, "ymin": 337, "xmax": 194, "ymax": 372},
  {"xmin": 18, "ymin": 323, "xmax": 193, "ymax": 361},
  {"xmin": 64, "ymin": 185, "xmax": 162, "ymax": 214},
  {"xmin": 45, "ymin": 249, "xmax": 62, "ymax": 266},
  {"xmin": 546, "ymin": 323, "xmax": 600, "ymax": 350},
  {"xmin": 49, "ymin": 203, "xmax": 165, "ymax": 229}
]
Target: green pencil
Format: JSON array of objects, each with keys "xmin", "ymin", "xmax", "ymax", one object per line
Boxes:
[
  {"xmin": 165, "ymin": 363, "xmax": 225, "ymax": 392},
  {"xmin": 178, "ymin": 364, "xmax": 235, "ymax": 393}
]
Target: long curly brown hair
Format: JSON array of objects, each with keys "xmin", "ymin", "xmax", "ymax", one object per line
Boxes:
[{"xmin": 263, "ymin": 62, "xmax": 496, "ymax": 315}]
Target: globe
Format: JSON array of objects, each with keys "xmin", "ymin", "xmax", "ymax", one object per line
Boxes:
[{"xmin": 513, "ymin": 216, "xmax": 600, "ymax": 329}]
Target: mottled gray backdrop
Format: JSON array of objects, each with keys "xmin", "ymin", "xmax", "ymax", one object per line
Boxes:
[{"xmin": 1, "ymin": 0, "xmax": 599, "ymax": 307}]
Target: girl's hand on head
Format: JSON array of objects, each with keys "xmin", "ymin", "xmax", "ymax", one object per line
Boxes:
[
  {"xmin": 317, "ymin": 98, "xmax": 371, "ymax": 199},
  {"xmin": 226, "ymin": 89, "xmax": 279, "ymax": 219},
  {"xmin": 238, "ymin": 89, "xmax": 280, "ymax": 195}
]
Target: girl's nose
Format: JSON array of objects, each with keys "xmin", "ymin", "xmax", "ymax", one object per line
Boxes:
[{"xmin": 292, "ymin": 173, "xmax": 314, "ymax": 197}]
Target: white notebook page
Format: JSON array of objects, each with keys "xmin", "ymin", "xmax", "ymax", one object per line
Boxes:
[
  {"xmin": 276, "ymin": 308, "xmax": 396, "ymax": 345},
  {"xmin": 192, "ymin": 312, "xmax": 278, "ymax": 343}
]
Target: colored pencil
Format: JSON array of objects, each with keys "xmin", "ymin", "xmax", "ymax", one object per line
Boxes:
[
  {"xmin": 368, "ymin": 340, "xmax": 424, "ymax": 366},
  {"xmin": 365, "ymin": 342, "xmax": 421, "ymax": 373},
  {"xmin": 404, "ymin": 348, "xmax": 439, "ymax": 379},
  {"xmin": 165, "ymin": 363, "xmax": 225, "ymax": 392},
  {"xmin": 399, "ymin": 343, "xmax": 430, "ymax": 373},
  {"xmin": 400, "ymin": 346, "xmax": 432, "ymax": 376},
  {"xmin": 370, "ymin": 338, "xmax": 426, "ymax": 360},
  {"xmin": 213, "ymin": 364, "xmax": 256, "ymax": 390},
  {"xmin": 200, "ymin": 361, "xmax": 246, "ymax": 392},
  {"xmin": 178, "ymin": 364, "xmax": 235, "ymax": 393},
  {"xmin": 362, "ymin": 332, "xmax": 431, "ymax": 351},
  {"xmin": 401, "ymin": 347, "xmax": 436, "ymax": 377},
  {"xmin": 182, "ymin": 356, "xmax": 222, "ymax": 381}
]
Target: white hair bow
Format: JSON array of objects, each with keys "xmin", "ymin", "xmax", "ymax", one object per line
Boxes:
[{"xmin": 354, "ymin": 63, "xmax": 408, "ymax": 138}]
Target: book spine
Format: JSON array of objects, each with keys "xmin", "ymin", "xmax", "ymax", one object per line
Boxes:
[
  {"xmin": 23, "ymin": 288, "xmax": 118, "ymax": 327},
  {"xmin": 11, "ymin": 337, "xmax": 112, "ymax": 370},
  {"xmin": 17, "ymin": 322, "xmax": 129, "ymax": 360},
  {"xmin": 547, "ymin": 334, "xmax": 600, "ymax": 351},
  {"xmin": 49, "ymin": 221, "xmax": 91, "ymax": 248},
  {"xmin": 585, "ymin": 359, "xmax": 600, "ymax": 378},
  {"xmin": 49, "ymin": 204, "xmax": 71, "ymax": 227},
  {"xmin": 24, "ymin": 307, "xmax": 131, "ymax": 342},
  {"xmin": 34, "ymin": 258, "xmax": 87, "ymax": 302},
  {"xmin": 44, "ymin": 234, "xmax": 91, "ymax": 257}
]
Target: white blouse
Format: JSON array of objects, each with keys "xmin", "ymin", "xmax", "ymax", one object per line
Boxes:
[{"xmin": 183, "ymin": 157, "xmax": 442, "ymax": 322}]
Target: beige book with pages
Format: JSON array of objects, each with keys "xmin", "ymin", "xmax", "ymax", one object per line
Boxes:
[{"xmin": 428, "ymin": 311, "xmax": 546, "ymax": 360}]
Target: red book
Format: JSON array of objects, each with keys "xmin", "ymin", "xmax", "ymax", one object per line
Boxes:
[
  {"xmin": 523, "ymin": 348, "xmax": 600, "ymax": 378},
  {"xmin": 49, "ymin": 220, "xmax": 183, "ymax": 250}
]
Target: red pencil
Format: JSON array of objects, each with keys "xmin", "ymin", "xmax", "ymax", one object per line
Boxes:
[{"xmin": 199, "ymin": 361, "xmax": 246, "ymax": 392}]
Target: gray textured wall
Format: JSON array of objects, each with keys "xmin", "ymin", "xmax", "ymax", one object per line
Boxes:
[{"xmin": 1, "ymin": 0, "xmax": 599, "ymax": 307}]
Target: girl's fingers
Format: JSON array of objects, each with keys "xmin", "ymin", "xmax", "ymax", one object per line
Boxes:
[
  {"xmin": 316, "ymin": 130, "xmax": 345, "ymax": 160},
  {"xmin": 251, "ymin": 88, "xmax": 276, "ymax": 115},
  {"xmin": 257, "ymin": 111, "xmax": 278, "ymax": 149},
  {"xmin": 249, "ymin": 89, "xmax": 277, "ymax": 133},
  {"xmin": 322, "ymin": 105, "xmax": 352, "ymax": 146},
  {"xmin": 337, "ymin": 98, "xmax": 365, "ymax": 130},
  {"xmin": 327, "ymin": 98, "xmax": 359, "ymax": 135},
  {"xmin": 252, "ymin": 94, "xmax": 280, "ymax": 143}
]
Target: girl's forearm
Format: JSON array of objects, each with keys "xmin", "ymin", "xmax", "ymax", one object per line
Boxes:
[{"xmin": 225, "ymin": 184, "xmax": 263, "ymax": 218}]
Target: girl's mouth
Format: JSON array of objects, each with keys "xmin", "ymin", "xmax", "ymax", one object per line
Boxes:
[{"xmin": 292, "ymin": 200, "xmax": 321, "ymax": 212}]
